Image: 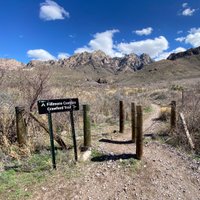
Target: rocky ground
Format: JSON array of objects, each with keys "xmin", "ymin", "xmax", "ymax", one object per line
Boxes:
[{"xmin": 31, "ymin": 105, "xmax": 200, "ymax": 200}]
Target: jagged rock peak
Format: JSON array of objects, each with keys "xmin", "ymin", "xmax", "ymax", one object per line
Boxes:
[
  {"xmin": 118, "ymin": 53, "xmax": 154, "ymax": 71},
  {"xmin": 72, "ymin": 50, "xmax": 109, "ymax": 61},
  {"xmin": 140, "ymin": 53, "xmax": 154, "ymax": 64},
  {"xmin": 26, "ymin": 60, "xmax": 43, "ymax": 68},
  {"xmin": 124, "ymin": 53, "xmax": 138, "ymax": 59},
  {"xmin": 167, "ymin": 46, "xmax": 200, "ymax": 60},
  {"xmin": 91, "ymin": 50, "xmax": 108, "ymax": 57}
]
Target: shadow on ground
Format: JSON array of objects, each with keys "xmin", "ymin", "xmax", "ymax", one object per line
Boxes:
[
  {"xmin": 144, "ymin": 133, "xmax": 155, "ymax": 137},
  {"xmin": 99, "ymin": 138, "xmax": 133, "ymax": 144},
  {"xmin": 91, "ymin": 153, "xmax": 136, "ymax": 162}
]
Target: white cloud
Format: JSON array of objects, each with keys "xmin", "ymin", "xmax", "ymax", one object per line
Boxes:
[
  {"xmin": 58, "ymin": 52, "xmax": 70, "ymax": 59},
  {"xmin": 175, "ymin": 28, "xmax": 200, "ymax": 47},
  {"xmin": 179, "ymin": 2, "xmax": 198, "ymax": 16},
  {"xmin": 155, "ymin": 47, "xmax": 186, "ymax": 61},
  {"xmin": 75, "ymin": 30, "xmax": 171, "ymax": 60},
  {"xmin": 27, "ymin": 49, "xmax": 71, "ymax": 61},
  {"xmin": 174, "ymin": 47, "xmax": 187, "ymax": 53},
  {"xmin": 117, "ymin": 36, "xmax": 168, "ymax": 58},
  {"xmin": 182, "ymin": 3, "xmax": 188, "ymax": 8},
  {"xmin": 134, "ymin": 27, "xmax": 153, "ymax": 36},
  {"xmin": 175, "ymin": 37, "xmax": 185, "ymax": 42},
  {"xmin": 27, "ymin": 49, "xmax": 56, "ymax": 61},
  {"xmin": 74, "ymin": 29, "xmax": 121, "ymax": 57},
  {"xmin": 39, "ymin": 0, "xmax": 69, "ymax": 21},
  {"xmin": 185, "ymin": 28, "xmax": 200, "ymax": 47},
  {"xmin": 182, "ymin": 8, "xmax": 196, "ymax": 16},
  {"xmin": 189, "ymin": 28, "xmax": 200, "ymax": 34}
]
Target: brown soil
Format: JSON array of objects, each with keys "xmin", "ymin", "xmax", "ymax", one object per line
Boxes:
[{"xmin": 31, "ymin": 104, "xmax": 200, "ymax": 200}]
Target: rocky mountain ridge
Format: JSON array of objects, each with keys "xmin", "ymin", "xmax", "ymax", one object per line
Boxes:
[
  {"xmin": 167, "ymin": 46, "xmax": 200, "ymax": 60},
  {"xmin": 21, "ymin": 50, "xmax": 154, "ymax": 72}
]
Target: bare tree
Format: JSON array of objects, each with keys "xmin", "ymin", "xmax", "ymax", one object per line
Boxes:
[
  {"xmin": 18, "ymin": 66, "xmax": 68, "ymax": 149},
  {"xmin": 18, "ymin": 66, "xmax": 50, "ymax": 112}
]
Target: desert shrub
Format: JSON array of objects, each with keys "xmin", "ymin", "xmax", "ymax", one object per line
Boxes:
[
  {"xmin": 171, "ymin": 84, "xmax": 183, "ymax": 91},
  {"xmin": 158, "ymin": 106, "xmax": 171, "ymax": 121},
  {"xmin": 0, "ymin": 91, "xmax": 17, "ymax": 149},
  {"xmin": 89, "ymin": 92, "xmax": 121, "ymax": 124},
  {"xmin": 150, "ymin": 91, "xmax": 168, "ymax": 102},
  {"xmin": 87, "ymin": 87, "xmax": 151, "ymax": 125}
]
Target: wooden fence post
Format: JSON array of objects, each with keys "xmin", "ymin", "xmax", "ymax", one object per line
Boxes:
[
  {"xmin": 170, "ymin": 101, "xmax": 176, "ymax": 129},
  {"xmin": 83, "ymin": 105, "xmax": 91, "ymax": 149},
  {"xmin": 179, "ymin": 113, "xmax": 195, "ymax": 150},
  {"xmin": 119, "ymin": 100, "xmax": 125, "ymax": 133},
  {"xmin": 131, "ymin": 102, "xmax": 136, "ymax": 143},
  {"xmin": 136, "ymin": 105, "xmax": 143, "ymax": 160},
  {"xmin": 15, "ymin": 106, "xmax": 27, "ymax": 146}
]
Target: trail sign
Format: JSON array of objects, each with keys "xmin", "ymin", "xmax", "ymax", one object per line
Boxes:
[
  {"xmin": 37, "ymin": 98, "xmax": 79, "ymax": 169},
  {"xmin": 37, "ymin": 98, "xmax": 79, "ymax": 114}
]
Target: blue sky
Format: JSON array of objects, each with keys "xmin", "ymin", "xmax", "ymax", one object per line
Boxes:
[{"xmin": 0, "ymin": 0, "xmax": 200, "ymax": 63}]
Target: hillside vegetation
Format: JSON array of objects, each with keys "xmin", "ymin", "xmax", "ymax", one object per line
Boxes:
[{"xmin": 0, "ymin": 48, "xmax": 200, "ymax": 199}]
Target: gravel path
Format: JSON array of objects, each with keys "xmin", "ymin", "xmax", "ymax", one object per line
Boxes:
[{"xmin": 32, "ymin": 104, "xmax": 200, "ymax": 200}]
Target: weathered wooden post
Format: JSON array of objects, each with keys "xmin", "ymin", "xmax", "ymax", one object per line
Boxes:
[
  {"xmin": 70, "ymin": 108, "xmax": 78, "ymax": 162},
  {"xmin": 15, "ymin": 106, "xmax": 27, "ymax": 146},
  {"xmin": 136, "ymin": 105, "xmax": 143, "ymax": 160},
  {"xmin": 179, "ymin": 113, "xmax": 195, "ymax": 150},
  {"xmin": 131, "ymin": 102, "xmax": 136, "ymax": 143},
  {"xmin": 83, "ymin": 104, "xmax": 91, "ymax": 149},
  {"xmin": 47, "ymin": 112, "xmax": 56, "ymax": 169},
  {"xmin": 170, "ymin": 101, "xmax": 176, "ymax": 129},
  {"xmin": 119, "ymin": 100, "xmax": 125, "ymax": 133}
]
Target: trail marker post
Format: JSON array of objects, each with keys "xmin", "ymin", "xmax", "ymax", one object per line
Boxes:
[
  {"xmin": 15, "ymin": 106, "xmax": 27, "ymax": 146},
  {"xmin": 70, "ymin": 107, "xmax": 78, "ymax": 161},
  {"xmin": 47, "ymin": 112, "xmax": 56, "ymax": 169},
  {"xmin": 136, "ymin": 105, "xmax": 143, "ymax": 160},
  {"xmin": 131, "ymin": 102, "xmax": 136, "ymax": 143},
  {"xmin": 83, "ymin": 105, "xmax": 91, "ymax": 150},
  {"xmin": 170, "ymin": 101, "xmax": 176, "ymax": 130},
  {"xmin": 119, "ymin": 100, "xmax": 125, "ymax": 133},
  {"xmin": 37, "ymin": 98, "xmax": 79, "ymax": 169}
]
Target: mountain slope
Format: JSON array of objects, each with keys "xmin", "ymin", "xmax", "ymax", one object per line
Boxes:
[
  {"xmin": 167, "ymin": 46, "xmax": 200, "ymax": 60},
  {"xmin": 0, "ymin": 58, "xmax": 24, "ymax": 70},
  {"xmin": 117, "ymin": 54, "xmax": 200, "ymax": 85}
]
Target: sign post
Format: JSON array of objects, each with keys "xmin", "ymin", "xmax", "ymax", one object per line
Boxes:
[
  {"xmin": 47, "ymin": 112, "xmax": 56, "ymax": 169},
  {"xmin": 70, "ymin": 107, "xmax": 78, "ymax": 161},
  {"xmin": 37, "ymin": 98, "xmax": 79, "ymax": 169}
]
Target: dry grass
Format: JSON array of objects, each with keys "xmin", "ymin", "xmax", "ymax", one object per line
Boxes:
[
  {"xmin": 0, "ymin": 60, "xmax": 200, "ymax": 159},
  {"xmin": 176, "ymin": 84, "xmax": 200, "ymax": 154}
]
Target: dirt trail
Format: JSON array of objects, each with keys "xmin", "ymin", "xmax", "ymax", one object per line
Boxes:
[{"xmin": 32, "ymin": 104, "xmax": 200, "ymax": 200}]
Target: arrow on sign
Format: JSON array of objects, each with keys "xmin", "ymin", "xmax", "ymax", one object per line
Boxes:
[{"xmin": 41, "ymin": 103, "xmax": 46, "ymax": 107}]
